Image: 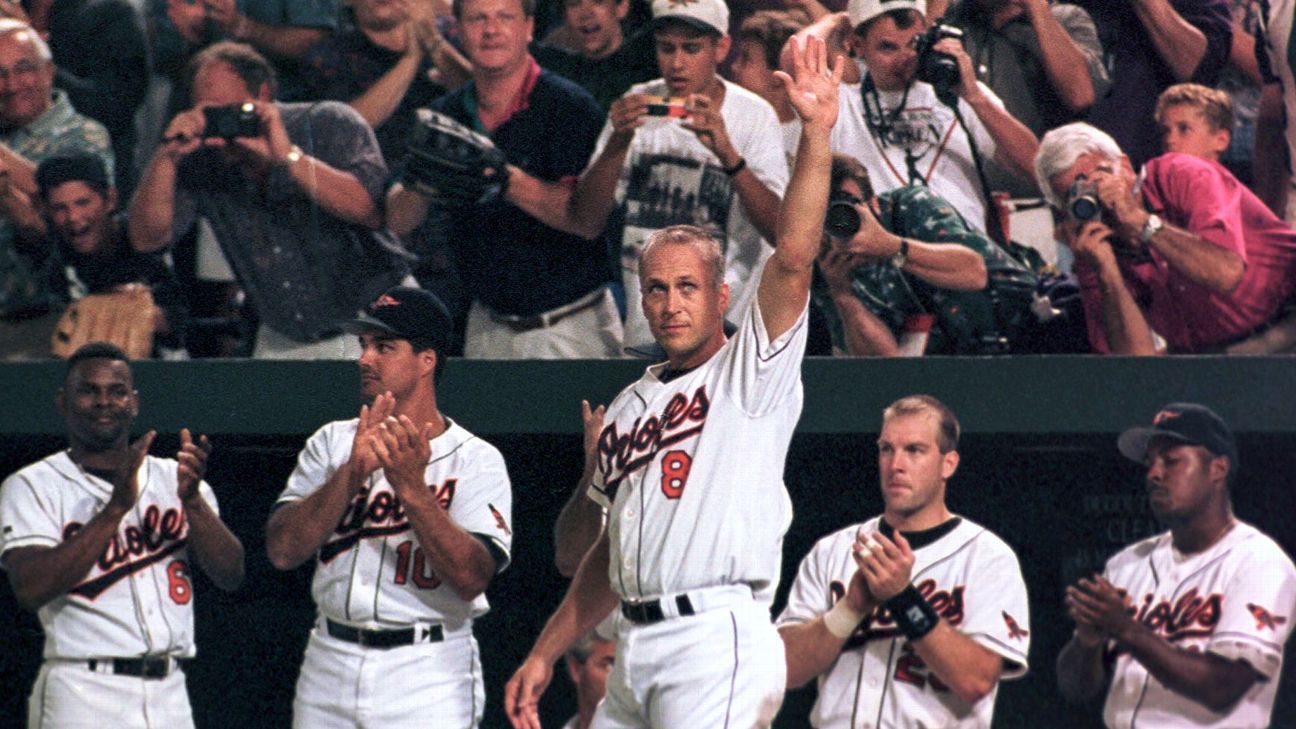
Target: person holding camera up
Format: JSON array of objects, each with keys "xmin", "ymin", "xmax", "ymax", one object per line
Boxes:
[
  {"xmin": 814, "ymin": 0, "xmax": 1038, "ymax": 239},
  {"xmin": 1034, "ymin": 122, "xmax": 1296, "ymax": 354},
  {"xmin": 130, "ymin": 42, "xmax": 412, "ymax": 359}
]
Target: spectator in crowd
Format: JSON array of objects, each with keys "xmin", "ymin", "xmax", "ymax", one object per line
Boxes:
[
  {"xmin": 1255, "ymin": 0, "xmax": 1296, "ymax": 223},
  {"xmin": 943, "ymin": 0, "xmax": 1109, "ymax": 197},
  {"xmin": 532, "ymin": 0, "xmax": 659, "ymax": 110},
  {"xmin": 1074, "ymin": 0, "xmax": 1232, "ymax": 169},
  {"xmin": 729, "ymin": 10, "xmax": 807, "ymax": 167},
  {"xmin": 529, "ymin": 0, "xmax": 789, "ymax": 349},
  {"xmin": 815, "ymin": 0, "xmax": 1039, "ymax": 239},
  {"xmin": 0, "ymin": 0, "xmax": 148, "ymax": 194},
  {"xmin": 130, "ymin": 42, "xmax": 411, "ymax": 359},
  {"xmin": 1215, "ymin": 0, "xmax": 1263, "ymax": 184},
  {"xmin": 1035, "ymin": 122, "xmax": 1296, "ymax": 354},
  {"xmin": 816, "ymin": 152, "xmax": 1058, "ymax": 356},
  {"xmin": 1155, "ymin": 83, "xmax": 1234, "ymax": 163},
  {"xmin": 154, "ymin": 0, "xmax": 339, "ymax": 102},
  {"xmin": 0, "ymin": 19, "xmax": 114, "ymax": 358},
  {"xmin": 561, "ymin": 629, "xmax": 617, "ymax": 729},
  {"xmin": 387, "ymin": 0, "xmax": 622, "ymax": 359},
  {"xmin": 1057, "ymin": 403, "xmax": 1296, "ymax": 729},
  {"xmin": 301, "ymin": 0, "xmax": 471, "ymax": 166},
  {"xmin": 36, "ymin": 154, "xmax": 188, "ymax": 357}
]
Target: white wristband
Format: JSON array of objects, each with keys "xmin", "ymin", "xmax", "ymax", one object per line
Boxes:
[{"xmin": 823, "ymin": 599, "xmax": 864, "ymax": 640}]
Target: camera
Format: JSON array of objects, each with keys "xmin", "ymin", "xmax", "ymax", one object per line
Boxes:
[
  {"xmin": 1066, "ymin": 177, "xmax": 1101, "ymax": 222},
  {"xmin": 644, "ymin": 96, "xmax": 688, "ymax": 118},
  {"xmin": 914, "ymin": 24, "xmax": 964, "ymax": 103},
  {"xmin": 203, "ymin": 103, "xmax": 262, "ymax": 140},
  {"xmin": 824, "ymin": 194, "xmax": 862, "ymax": 241}
]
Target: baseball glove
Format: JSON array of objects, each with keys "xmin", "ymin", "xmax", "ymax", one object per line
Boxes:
[
  {"xmin": 50, "ymin": 284, "xmax": 157, "ymax": 360},
  {"xmin": 402, "ymin": 108, "xmax": 509, "ymax": 207}
]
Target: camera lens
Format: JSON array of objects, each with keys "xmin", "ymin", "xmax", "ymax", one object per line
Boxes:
[
  {"xmin": 1068, "ymin": 195, "xmax": 1100, "ymax": 222},
  {"xmin": 824, "ymin": 200, "xmax": 862, "ymax": 240}
]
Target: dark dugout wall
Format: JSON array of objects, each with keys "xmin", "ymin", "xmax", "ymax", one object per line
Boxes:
[{"xmin": 1, "ymin": 357, "xmax": 1294, "ymax": 728}]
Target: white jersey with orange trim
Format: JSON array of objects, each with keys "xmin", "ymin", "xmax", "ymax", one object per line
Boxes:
[
  {"xmin": 1101, "ymin": 521, "xmax": 1296, "ymax": 729},
  {"xmin": 587, "ymin": 294, "xmax": 807, "ymax": 605},
  {"xmin": 276, "ymin": 417, "xmax": 513, "ymax": 630},
  {"xmin": 0, "ymin": 451, "xmax": 219, "ymax": 660},
  {"xmin": 777, "ymin": 515, "xmax": 1031, "ymax": 729}
]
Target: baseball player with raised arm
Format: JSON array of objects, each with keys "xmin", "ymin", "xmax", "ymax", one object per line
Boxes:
[
  {"xmin": 1057, "ymin": 403, "xmax": 1296, "ymax": 729},
  {"xmin": 504, "ymin": 36, "xmax": 843, "ymax": 729},
  {"xmin": 0, "ymin": 341, "xmax": 245, "ymax": 729},
  {"xmin": 264, "ymin": 286, "xmax": 513, "ymax": 728},
  {"xmin": 778, "ymin": 395, "xmax": 1030, "ymax": 728}
]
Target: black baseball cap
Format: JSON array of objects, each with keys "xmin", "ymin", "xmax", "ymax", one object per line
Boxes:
[
  {"xmin": 343, "ymin": 286, "xmax": 452, "ymax": 353},
  {"xmin": 1117, "ymin": 402, "xmax": 1238, "ymax": 467}
]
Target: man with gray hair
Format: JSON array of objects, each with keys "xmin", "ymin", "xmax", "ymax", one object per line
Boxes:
[
  {"xmin": 0, "ymin": 19, "xmax": 114, "ymax": 357},
  {"xmin": 1034, "ymin": 121, "xmax": 1296, "ymax": 354}
]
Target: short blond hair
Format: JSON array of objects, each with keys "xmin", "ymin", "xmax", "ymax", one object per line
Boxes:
[
  {"xmin": 883, "ymin": 395, "xmax": 960, "ymax": 453},
  {"xmin": 638, "ymin": 225, "xmax": 724, "ymax": 290},
  {"xmin": 1155, "ymin": 83, "xmax": 1234, "ymax": 133}
]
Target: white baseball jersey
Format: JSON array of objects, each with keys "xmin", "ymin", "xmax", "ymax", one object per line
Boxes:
[
  {"xmin": 1101, "ymin": 521, "xmax": 1296, "ymax": 729},
  {"xmin": 277, "ymin": 417, "xmax": 512, "ymax": 630},
  {"xmin": 0, "ymin": 451, "xmax": 219, "ymax": 660},
  {"xmin": 777, "ymin": 516, "xmax": 1031, "ymax": 729},
  {"xmin": 588, "ymin": 291, "xmax": 807, "ymax": 604},
  {"xmin": 830, "ymin": 79, "xmax": 1001, "ymax": 235}
]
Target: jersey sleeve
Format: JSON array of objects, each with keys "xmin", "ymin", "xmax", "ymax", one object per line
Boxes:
[
  {"xmin": 443, "ymin": 443, "xmax": 514, "ymax": 571},
  {"xmin": 0, "ymin": 470, "xmax": 63, "ymax": 559},
  {"xmin": 1206, "ymin": 542, "xmax": 1296, "ymax": 681},
  {"xmin": 956, "ymin": 539, "xmax": 1031, "ymax": 679},
  {"xmin": 279, "ymin": 423, "xmax": 346, "ymax": 505},
  {"xmin": 777, "ymin": 535, "xmax": 838, "ymax": 626},
  {"xmin": 718, "ymin": 279, "xmax": 809, "ymax": 417}
]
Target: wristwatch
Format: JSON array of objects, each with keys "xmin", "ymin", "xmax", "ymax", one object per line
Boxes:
[
  {"xmin": 891, "ymin": 238, "xmax": 909, "ymax": 269},
  {"xmin": 1138, "ymin": 213, "xmax": 1163, "ymax": 245},
  {"xmin": 282, "ymin": 145, "xmax": 305, "ymax": 168}
]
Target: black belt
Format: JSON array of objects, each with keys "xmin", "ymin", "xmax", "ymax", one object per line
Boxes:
[
  {"xmin": 325, "ymin": 618, "xmax": 443, "ymax": 649},
  {"xmin": 87, "ymin": 656, "xmax": 184, "ymax": 679},
  {"xmin": 488, "ymin": 291, "xmax": 604, "ymax": 332},
  {"xmin": 621, "ymin": 595, "xmax": 696, "ymax": 625}
]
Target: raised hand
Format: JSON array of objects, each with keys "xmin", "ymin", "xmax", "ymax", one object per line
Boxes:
[
  {"xmin": 845, "ymin": 530, "xmax": 879, "ymax": 614},
  {"xmin": 774, "ymin": 35, "xmax": 846, "ymax": 130},
  {"xmin": 1066, "ymin": 574, "xmax": 1137, "ymax": 644},
  {"xmin": 371, "ymin": 415, "xmax": 435, "ymax": 495},
  {"xmin": 680, "ymin": 94, "xmax": 732, "ymax": 157},
  {"xmin": 581, "ymin": 399, "xmax": 606, "ymax": 469},
  {"xmin": 176, "ymin": 428, "xmax": 213, "ymax": 502},
  {"xmin": 109, "ymin": 431, "xmax": 156, "ymax": 514},
  {"xmin": 858, "ymin": 530, "xmax": 916, "ymax": 602},
  {"xmin": 349, "ymin": 392, "xmax": 396, "ymax": 478}
]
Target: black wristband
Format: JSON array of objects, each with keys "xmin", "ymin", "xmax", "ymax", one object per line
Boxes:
[
  {"xmin": 722, "ymin": 157, "xmax": 747, "ymax": 177},
  {"xmin": 885, "ymin": 584, "xmax": 940, "ymax": 641}
]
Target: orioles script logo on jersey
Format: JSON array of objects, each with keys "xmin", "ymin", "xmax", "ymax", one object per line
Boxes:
[
  {"xmin": 829, "ymin": 577, "xmax": 966, "ymax": 648},
  {"xmin": 66, "ymin": 505, "xmax": 187, "ymax": 599},
  {"xmin": 1121, "ymin": 587, "xmax": 1222, "ymax": 646},
  {"xmin": 598, "ymin": 386, "xmax": 709, "ymax": 500},
  {"xmin": 320, "ymin": 479, "xmax": 457, "ymax": 563}
]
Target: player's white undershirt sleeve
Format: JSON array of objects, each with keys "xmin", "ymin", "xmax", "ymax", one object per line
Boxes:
[{"xmin": 1207, "ymin": 543, "xmax": 1296, "ymax": 681}]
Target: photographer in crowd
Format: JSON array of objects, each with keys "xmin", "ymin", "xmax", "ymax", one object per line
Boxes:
[
  {"xmin": 816, "ymin": 153, "xmax": 1068, "ymax": 356},
  {"xmin": 818, "ymin": 0, "xmax": 1039, "ymax": 238},
  {"xmin": 1035, "ymin": 122, "xmax": 1296, "ymax": 354},
  {"xmin": 130, "ymin": 42, "xmax": 411, "ymax": 359}
]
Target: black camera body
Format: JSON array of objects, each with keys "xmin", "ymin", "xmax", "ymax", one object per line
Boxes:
[
  {"xmin": 914, "ymin": 24, "xmax": 964, "ymax": 103},
  {"xmin": 203, "ymin": 103, "xmax": 262, "ymax": 140}
]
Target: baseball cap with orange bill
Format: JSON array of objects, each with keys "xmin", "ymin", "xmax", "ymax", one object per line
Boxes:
[
  {"xmin": 651, "ymin": 0, "xmax": 729, "ymax": 36},
  {"xmin": 1116, "ymin": 402, "xmax": 1238, "ymax": 468}
]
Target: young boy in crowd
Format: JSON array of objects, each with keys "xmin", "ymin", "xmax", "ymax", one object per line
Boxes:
[{"xmin": 1155, "ymin": 83, "xmax": 1235, "ymax": 163}]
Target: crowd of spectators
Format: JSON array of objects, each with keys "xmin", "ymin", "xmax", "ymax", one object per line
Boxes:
[{"xmin": 0, "ymin": 0, "xmax": 1292, "ymax": 359}]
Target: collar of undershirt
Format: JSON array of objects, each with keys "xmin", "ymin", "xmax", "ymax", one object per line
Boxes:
[
  {"xmin": 656, "ymin": 363, "xmax": 699, "ymax": 384},
  {"xmin": 878, "ymin": 516, "xmax": 962, "ymax": 550}
]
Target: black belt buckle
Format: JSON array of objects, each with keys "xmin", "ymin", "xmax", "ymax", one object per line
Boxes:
[{"xmin": 90, "ymin": 657, "xmax": 172, "ymax": 679}]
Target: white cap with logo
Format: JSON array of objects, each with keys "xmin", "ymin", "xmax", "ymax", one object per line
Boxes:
[
  {"xmin": 651, "ymin": 0, "xmax": 730, "ymax": 36},
  {"xmin": 847, "ymin": 0, "xmax": 925, "ymax": 31}
]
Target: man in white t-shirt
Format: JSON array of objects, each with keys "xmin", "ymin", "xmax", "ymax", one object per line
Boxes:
[
  {"xmin": 516, "ymin": 0, "xmax": 788, "ymax": 348},
  {"xmin": 823, "ymin": 0, "xmax": 1038, "ymax": 235}
]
